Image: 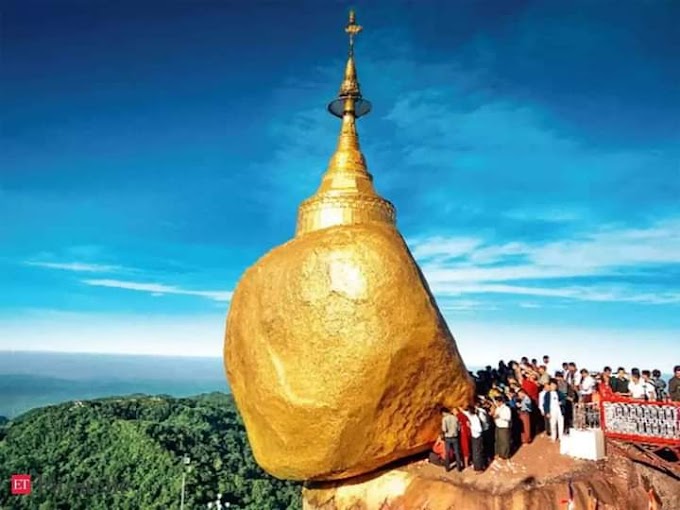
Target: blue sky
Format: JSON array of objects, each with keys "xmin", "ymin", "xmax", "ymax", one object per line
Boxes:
[{"xmin": 2, "ymin": 0, "xmax": 679, "ymax": 370}]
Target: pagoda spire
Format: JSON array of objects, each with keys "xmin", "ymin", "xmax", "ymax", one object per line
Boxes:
[{"xmin": 296, "ymin": 10, "xmax": 396, "ymax": 236}]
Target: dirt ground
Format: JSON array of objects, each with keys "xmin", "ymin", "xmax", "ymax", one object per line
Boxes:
[{"xmin": 408, "ymin": 434, "xmax": 593, "ymax": 493}]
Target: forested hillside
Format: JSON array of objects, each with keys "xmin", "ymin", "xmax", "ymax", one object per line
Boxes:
[{"xmin": 0, "ymin": 392, "xmax": 301, "ymax": 509}]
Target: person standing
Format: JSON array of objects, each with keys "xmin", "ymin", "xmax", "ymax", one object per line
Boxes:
[
  {"xmin": 517, "ymin": 389, "xmax": 533, "ymax": 445},
  {"xmin": 542, "ymin": 355, "xmax": 552, "ymax": 377},
  {"xmin": 641, "ymin": 370, "xmax": 658, "ymax": 401},
  {"xmin": 610, "ymin": 367, "xmax": 630, "ymax": 396},
  {"xmin": 521, "ymin": 372, "xmax": 540, "ymax": 403},
  {"xmin": 538, "ymin": 382, "xmax": 551, "ymax": 437},
  {"xmin": 543, "ymin": 379, "xmax": 567, "ymax": 442},
  {"xmin": 669, "ymin": 365, "xmax": 680, "ymax": 402},
  {"xmin": 601, "ymin": 367, "xmax": 613, "ymax": 392},
  {"xmin": 579, "ymin": 369, "xmax": 596, "ymax": 404},
  {"xmin": 555, "ymin": 371, "xmax": 569, "ymax": 395},
  {"xmin": 570, "ymin": 363, "xmax": 582, "ymax": 390},
  {"xmin": 476, "ymin": 402, "xmax": 492, "ymax": 464},
  {"xmin": 566, "ymin": 363, "xmax": 581, "ymax": 404},
  {"xmin": 564, "ymin": 364, "xmax": 574, "ymax": 387},
  {"xmin": 554, "ymin": 371, "xmax": 573, "ymax": 433},
  {"xmin": 441, "ymin": 407, "xmax": 462, "ymax": 472},
  {"xmin": 493, "ymin": 396, "xmax": 512, "ymax": 460},
  {"xmin": 456, "ymin": 408, "xmax": 471, "ymax": 469},
  {"xmin": 629, "ymin": 370, "xmax": 656, "ymax": 400},
  {"xmin": 465, "ymin": 406, "xmax": 485, "ymax": 472},
  {"xmin": 651, "ymin": 369, "xmax": 667, "ymax": 401}
]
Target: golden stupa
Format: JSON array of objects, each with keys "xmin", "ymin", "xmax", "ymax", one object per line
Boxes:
[{"xmin": 224, "ymin": 10, "xmax": 474, "ymax": 482}]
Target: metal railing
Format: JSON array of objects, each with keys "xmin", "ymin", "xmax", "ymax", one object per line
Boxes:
[
  {"xmin": 572, "ymin": 394, "xmax": 680, "ymax": 447},
  {"xmin": 601, "ymin": 399, "xmax": 679, "ymax": 446},
  {"xmin": 573, "ymin": 402, "xmax": 601, "ymax": 430}
]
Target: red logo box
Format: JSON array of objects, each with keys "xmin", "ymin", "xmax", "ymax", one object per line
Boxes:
[{"xmin": 11, "ymin": 474, "xmax": 31, "ymax": 495}]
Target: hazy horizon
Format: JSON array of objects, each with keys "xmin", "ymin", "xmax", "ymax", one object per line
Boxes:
[{"xmin": 1, "ymin": 351, "xmax": 674, "ymax": 419}]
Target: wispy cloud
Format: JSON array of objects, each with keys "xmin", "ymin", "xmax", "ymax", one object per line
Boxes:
[
  {"xmin": 502, "ymin": 207, "xmax": 584, "ymax": 223},
  {"xmin": 410, "ymin": 218, "xmax": 680, "ymax": 305},
  {"xmin": 82, "ymin": 279, "xmax": 232, "ymax": 302},
  {"xmin": 438, "ymin": 299, "xmax": 495, "ymax": 313},
  {"xmin": 25, "ymin": 261, "xmax": 124, "ymax": 273}
]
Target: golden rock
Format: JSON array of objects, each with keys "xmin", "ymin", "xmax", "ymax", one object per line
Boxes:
[{"xmin": 224, "ymin": 10, "xmax": 474, "ymax": 482}]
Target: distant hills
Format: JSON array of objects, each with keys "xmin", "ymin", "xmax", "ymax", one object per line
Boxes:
[
  {"xmin": 0, "ymin": 351, "xmax": 229, "ymax": 418},
  {"xmin": 0, "ymin": 392, "xmax": 301, "ymax": 510}
]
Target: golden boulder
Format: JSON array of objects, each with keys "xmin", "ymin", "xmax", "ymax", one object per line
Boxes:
[{"xmin": 224, "ymin": 10, "xmax": 474, "ymax": 482}]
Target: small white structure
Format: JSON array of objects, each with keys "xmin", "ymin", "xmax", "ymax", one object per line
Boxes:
[{"xmin": 560, "ymin": 429, "xmax": 606, "ymax": 461}]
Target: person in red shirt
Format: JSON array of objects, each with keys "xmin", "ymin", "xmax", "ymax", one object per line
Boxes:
[
  {"xmin": 598, "ymin": 375, "xmax": 615, "ymax": 400},
  {"xmin": 520, "ymin": 371, "xmax": 540, "ymax": 437},
  {"xmin": 456, "ymin": 408, "xmax": 472, "ymax": 469},
  {"xmin": 520, "ymin": 371, "xmax": 540, "ymax": 401}
]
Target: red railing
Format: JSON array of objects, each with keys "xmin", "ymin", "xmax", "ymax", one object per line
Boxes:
[{"xmin": 598, "ymin": 392, "xmax": 680, "ymax": 447}]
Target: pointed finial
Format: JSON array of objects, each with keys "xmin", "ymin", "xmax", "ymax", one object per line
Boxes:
[
  {"xmin": 346, "ymin": 9, "xmax": 362, "ymax": 56},
  {"xmin": 328, "ymin": 9, "xmax": 371, "ymax": 118}
]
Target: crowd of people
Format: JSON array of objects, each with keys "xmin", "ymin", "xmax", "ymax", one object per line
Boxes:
[{"xmin": 429, "ymin": 356, "xmax": 680, "ymax": 474}]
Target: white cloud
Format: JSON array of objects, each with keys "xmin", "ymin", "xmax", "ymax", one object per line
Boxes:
[
  {"xmin": 438, "ymin": 299, "xmax": 494, "ymax": 313},
  {"xmin": 436, "ymin": 283, "xmax": 680, "ymax": 305},
  {"xmin": 411, "ymin": 237, "xmax": 481, "ymax": 260},
  {"xmin": 503, "ymin": 207, "xmax": 583, "ymax": 223},
  {"xmin": 83, "ymin": 279, "xmax": 232, "ymax": 302},
  {"xmin": 25, "ymin": 261, "xmax": 124, "ymax": 273},
  {"xmin": 409, "ymin": 217, "xmax": 680, "ymax": 305}
]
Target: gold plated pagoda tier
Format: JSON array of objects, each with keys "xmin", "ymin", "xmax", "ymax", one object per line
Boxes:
[{"xmin": 224, "ymin": 10, "xmax": 474, "ymax": 482}]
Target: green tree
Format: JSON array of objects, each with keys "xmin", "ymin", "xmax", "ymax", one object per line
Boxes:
[{"xmin": 0, "ymin": 393, "xmax": 301, "ymax": 509}]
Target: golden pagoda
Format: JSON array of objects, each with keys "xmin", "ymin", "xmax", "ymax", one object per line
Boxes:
[
  {"xmin": 224, "ymin": 10, "xmax": 474, "ymax": 482},
  {"xmin": 296, "ymin": 9, "xmax": 395, "ymax": 236}
]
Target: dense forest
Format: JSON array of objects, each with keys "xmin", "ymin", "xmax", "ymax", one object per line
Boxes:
[{"xmin": 0, "ymin": 392, "xmax": 301, "ymax": 509}]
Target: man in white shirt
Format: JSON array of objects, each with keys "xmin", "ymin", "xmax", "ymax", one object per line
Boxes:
[
  {"xmin": 568, "ymin": 362, "xmax": 582, "ymax": 389},
  {"xmin": 476, "ymin": 401, "xmax": 492, "ymax": 464},
  {"xmin": 629, "ymin": 372, "xmax": 657, "ymax": 401},
  {"xmin": 463, "ymin": 406, "xmax": 485, "ymax": 472},
  {"xmin": 543, "ymin": 380, "xmax": 566, "ymax": 441},
  {"xmin": 493, "ymin": 396, "xmax": 512, "ymax": 460},
  {"xmin": 641, "ymin": 370, "xmax": 658, "ymax": 401},
  {"xmin": 578, "ymin": 369, "xmax": 596, "ymax": 403},
  {"xmin": 629, "ymin": 374, "xmax": 645, "ymax": 399},
  {"xmin": 542, "ymin": 355, "xmax": 552, "ymax": 376}
]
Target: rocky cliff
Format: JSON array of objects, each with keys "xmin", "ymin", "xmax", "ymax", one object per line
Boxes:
[{"xmin": 302, "ymin": 436, "xmax": 680, "ymax": 510}]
